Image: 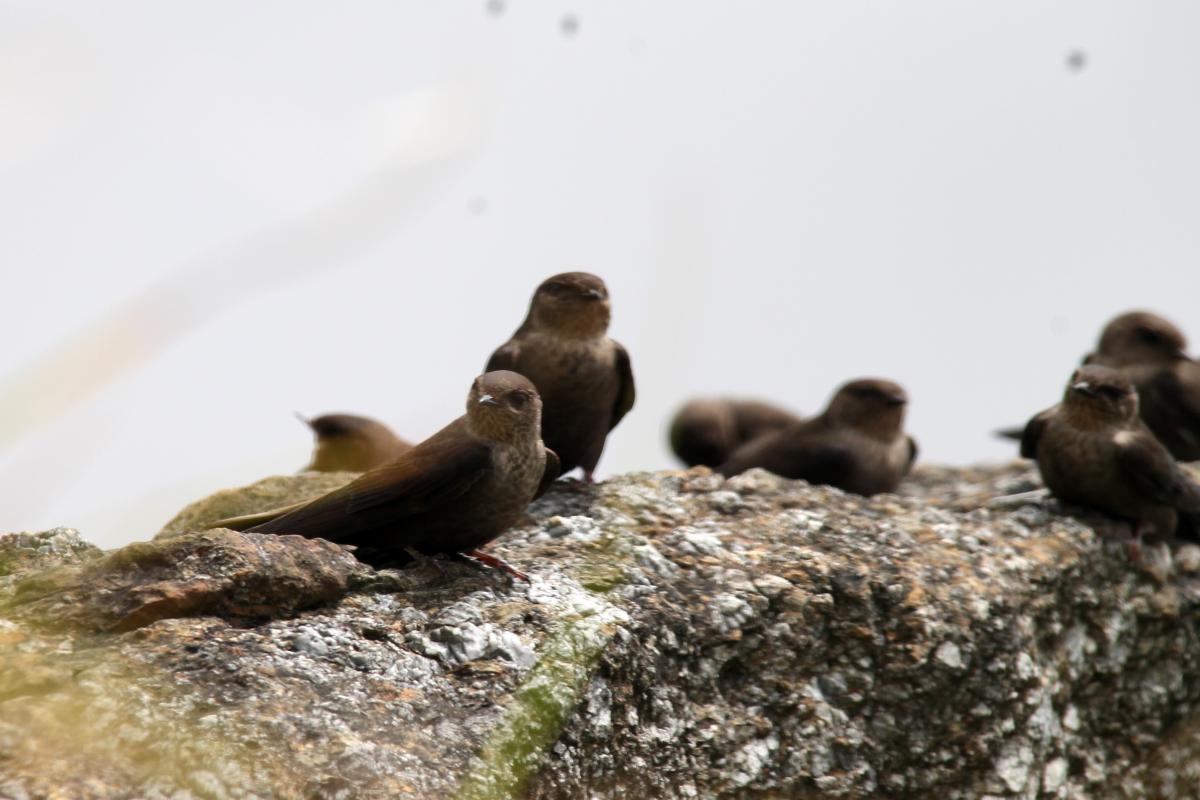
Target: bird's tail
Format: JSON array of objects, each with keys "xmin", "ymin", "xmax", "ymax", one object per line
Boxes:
[{"xmin": 208, "ymin": 499, "xmax": 313, "ymax": 532}]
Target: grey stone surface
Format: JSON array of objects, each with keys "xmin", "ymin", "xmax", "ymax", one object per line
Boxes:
[{"xmin": 1, "ymin": 464, "xmax": 1199, "ymax": 798}]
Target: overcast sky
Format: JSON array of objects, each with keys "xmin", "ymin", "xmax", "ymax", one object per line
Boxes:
[{"xmin": 2, "ymin": 2, "xmax": 1198, "ymax": 548}]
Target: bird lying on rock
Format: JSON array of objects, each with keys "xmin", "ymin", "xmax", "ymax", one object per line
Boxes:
[
  {"xmin": 716, "ymin": 379, "xmax": 917, "ymax": 496},
  {"xmin": 212, "ymin": 371, "xmax": 559, "ymax": 580},
  {"xmin": 668, "ymin": 398, "xmax": 801, "ymax": 468}
]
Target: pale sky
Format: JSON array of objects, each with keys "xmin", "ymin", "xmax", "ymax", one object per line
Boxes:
[{"xmin": 2, "ymin": 2, "xmax": 1198, "ymax": 548}]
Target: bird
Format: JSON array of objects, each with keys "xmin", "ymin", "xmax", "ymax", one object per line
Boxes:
[
  {"xmin": 996, "ymin": 311, "xmax": 1200, "ymax": 461},
  {"xmin": 485, "ymin": 272, "xmax": 634, "ymax": 482},
  {"xmin": 299, "ymin": 413, "xmax": 412, "ymax": 473},
  {"xmin": 1020, "ymin": 364, "xmax": 1200, "ymax": 549},
  {"xmin": 668, "ymin": 398, "xmax": 801, "ymax": 468},
  {"xmin": 1082, "ymin": 311, "xmax": 1200, "ymax": 461},
  {"xmin": 215, "ymin": 371, "xmax": 559, "ymax": 579},
  {"xmin": 716, "ymin": 379, "xmax": 917, "ymax": 496}
]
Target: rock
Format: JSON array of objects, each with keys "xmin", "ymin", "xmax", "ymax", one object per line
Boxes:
[
  {"xmin": 2, "ymin": 528, "xmax": 365, "ymax": 633},
  {"xmin": 1, "ymin": 463, "xmax": 1199, "ymax": 798}
]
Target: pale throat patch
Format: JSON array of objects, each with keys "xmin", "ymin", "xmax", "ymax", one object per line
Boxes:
[{"xmin": 1112, "ymin": 430, "xmax": 1137, "ymax": 447}]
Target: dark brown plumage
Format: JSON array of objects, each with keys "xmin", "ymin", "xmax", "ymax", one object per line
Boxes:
[
  {"xmin": 1021, "ymin": 365, "xmax": 1200, "ymax": 545},
  {"xmin": 668, "ymin": 398, "xmax": 801, "ymax": 467},
  {"xmin": 300, "ymin": 413, "xmax": 412, "ymax": 473},
  {"xmin": 1083, "ymin": 311, "xmax": 1200, "ymax": 462},
  {"xmin": 243, "ymin": 372, "xmax": 559, "ymax": 573},
  {"xmin": 997, "ymin": 311, "xmax": 1200, "ymax": 460},
  {"xmin": 716, "ymin": 379, "xmax": 918, "ymax": 496},
  {"xmin": 486, "ymin": 272, "xmax": 635, "ymax": 481}
]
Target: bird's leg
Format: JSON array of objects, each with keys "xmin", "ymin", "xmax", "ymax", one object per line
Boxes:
[
  {"xmin": 582, "ymin": 471, "xmax": 596, "ymax": 485},
  {"xmin": 1126, "ymin": 522, "xmax": 1150, "ymax": 562},
  {"xmin": 464, "ymin": 549, "xmax": 530, "ymax": 582}
]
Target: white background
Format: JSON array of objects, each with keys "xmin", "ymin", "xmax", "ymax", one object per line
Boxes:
[{"xmin": 2, "ymin": 2, "xmax": 1198, "ymax": 548}]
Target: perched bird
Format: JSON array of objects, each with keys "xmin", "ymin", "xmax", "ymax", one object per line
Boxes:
[
  {"xmin": 1020, "ymin": 365, "xmax": 1200, "ymax": 546},
  {"xmin": 486, "ymin": 272, "xmax": 635, "ymax": 481},
  {"xmin": 1083, "ymin": 311, "xmax": 1200, "ymax": 461},
  {"xmin": 299, "ymin": 413, "xmax": 412, "ymax": 473},
  {"xmin": 997, "ymin": 311, "xmax": 1199, "ymax": 461},
  {"xmin": 716, "ymin": 379, "xmax": 917, "ymax": 496},
  {"xmin": 668, "ymin": 398, "xmax": 801, "ymax": 468},
  {"xmin": 222, "ymin": 372, "xmax": 559, "ymax": 579}
]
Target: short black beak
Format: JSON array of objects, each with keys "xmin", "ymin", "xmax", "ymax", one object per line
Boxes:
[
  {"xmin": 1071, "ymin": 381, "xmax": 1096, "ymax": 398},
  {"xmin": 885, "ymin": 395, "xmax": 907, "ymax": 407},
  {"xmin": 478, "ymin": 394, "xmax": 500, "ymax": 407},
  {"xmin": 582, "ymin": 289, "xmax": 605, "ymax": 301}
]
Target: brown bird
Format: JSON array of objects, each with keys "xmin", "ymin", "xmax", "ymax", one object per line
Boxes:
[
  {"xmin": 299, "ymin": 413, "xmax": 412, "ymax": 472},
  {"xmin": 1082, "ymin": 311, "xmax": 1200, "ymax": 461},
  {"xmin": 997, "ymin": 311, "xmax": 1200, "ymax": 461},
  {"xmin": 716, "ymin": 379, "xmax": 918, "ymax": 496},
  {"xmin": 486, "ymin": 272, "xmax": 635, "ymax": 481},
  {"xmin": 1020, "ymin": 364, "xmax": 1200, "ymax": 547},
  {"xmin": 228, "ymin": 372, "xmax": 558, "ymax": 579},
  {"xmin": 669, "ymin": 398, "xmax": 801, "ymax": 467}
]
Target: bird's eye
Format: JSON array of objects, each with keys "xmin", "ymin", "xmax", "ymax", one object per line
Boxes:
[
  {"xmin": 1136, "ymin": 327, "xmax": 1163, "ymax": 344},
  {"xmin": 507, "ymin": 392, "xmax": 529, "ymax": 409},
  {"xmin": 542, "ymin": 282, "xmax": 568, "ymax": 295}
]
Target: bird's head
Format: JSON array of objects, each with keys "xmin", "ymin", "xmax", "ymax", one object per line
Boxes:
[
  {"xmin": 525, "ymin": 272, "xmax": 612, "ymax": 338},
  {"xmin": 1062, "ymin": 364, "xmax": 1139, "ymax": 423},
  {"xmin": 1094, "ymin": 311, "xmax": 1189, "ymax": 367},
  {"xmin": 825, "ymin": 378, "xmax": 909, "ymax": 441},
  {"xmin": 467, "ymin": 370, "xmax": 543, "ymax": 443}
]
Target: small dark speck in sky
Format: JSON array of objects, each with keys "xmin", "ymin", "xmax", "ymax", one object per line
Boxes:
[
  {"xmin": 1066, "ymin": 50, "xmax": 1087, "ymax": 72},
  {"xmin": 486, "ymin": 0, "xmax": 504, "ymax": 17},
  {"xmin": 561, "ymin": 14, "xmax": 580, "ymax": 36}
]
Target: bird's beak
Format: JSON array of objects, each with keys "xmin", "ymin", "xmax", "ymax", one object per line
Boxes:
[
  {"xmin": 885, "ymin": 394, "xmax": 907, "ymax": 407},
  {"xmin": 1071, "ymin": 381, "xmax": 1096, "ymax": 397},
  {"xmin": 1174, "ymin": 347, "xmax": 1192, "ymax": 362},
  {"xmin": 582, "ymin": 289, "xmax": 605, "ymax": 301},
  {"xmin": 478, "ymin": 393, "xmax": 499, "ymax": 407}
]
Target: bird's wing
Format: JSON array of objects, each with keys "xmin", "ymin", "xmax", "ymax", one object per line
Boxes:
[
  {"xmin": 719, "ymin": 427, "xmax": 855, "ymax": 486},
  {"xmin": 251, "ymin": 420, "xmax": 491, "ymax": 540},
  {"xmin": 1116, "ymin": 428, "xmax": 1200, "ymax": 513},
  {"xmin": 486, "ymin": 340, "xmax": 522, "ymax": 373},
  {"xmin": 535, "ymin": 447, "xmax": 561, "ymax": 499},
  {"xmin": 1019, "ymin": 409, "xmax": 1055, "ymax": 460},
  {"xmin": 1142, "ymin": 366, "xmax": 1200, "ymax": 456},
  {"xmin": 609, "ymin": 341, "xmax": 636, "ymax": 431},
  {"xmin": 209, "ymin": 498, "xmax": 315, "ymax": 531},
  {"xmin": 906, "ymin": 436, "xmax": 920, "ymax": 469}
]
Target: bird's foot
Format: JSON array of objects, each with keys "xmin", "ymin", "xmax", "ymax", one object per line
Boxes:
[
  {"xmin": 464, "ymin": 549, "xmax": 530, "ymax": 582},
  {"xmin": 583, "ymin": 472, "xmax": 596, "ymax": 485},
  {"xmin": 1126, "ymin": 522, "xmax": 1152, "ymax": 563}
]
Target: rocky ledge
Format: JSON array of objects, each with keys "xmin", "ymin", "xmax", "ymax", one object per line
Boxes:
[{"xmin": 2, "ymin": 464, "xmax": 1200, "ymax": 799}]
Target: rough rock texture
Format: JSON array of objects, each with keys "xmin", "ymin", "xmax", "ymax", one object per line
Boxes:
[{"xmin": 2, "ymin": 464, "xmax": 1200, "ymax": 799}]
